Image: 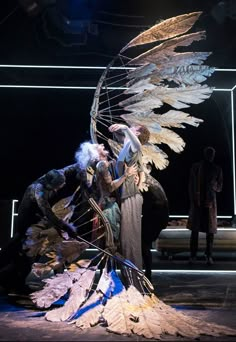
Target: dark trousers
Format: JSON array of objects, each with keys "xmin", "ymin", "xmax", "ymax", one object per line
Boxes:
[{"xmin": 190, "ymin": 231, "xmax": 214, "ymax": 257}]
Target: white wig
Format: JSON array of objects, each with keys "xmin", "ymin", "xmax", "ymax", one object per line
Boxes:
[{"xmin": 75, "ymin": 141, "xmax": 100, "ymax": 170}]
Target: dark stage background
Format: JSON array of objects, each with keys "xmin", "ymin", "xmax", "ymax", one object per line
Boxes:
[{"xmin": 0, "ymin": 0, "xmax": 236, "ymax": 221}]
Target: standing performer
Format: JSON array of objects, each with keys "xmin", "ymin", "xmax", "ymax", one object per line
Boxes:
[
  {"xmin": 187, "ymin": 146, "xmax": 223, "ymax": 265},
  {"xmin": 109, "ymin": 123, "xmax": 150, "ymax": 285}
]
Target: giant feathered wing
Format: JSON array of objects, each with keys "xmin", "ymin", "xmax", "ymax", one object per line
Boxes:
[{"xmin": 91, "ymin": 11, "xmax": 215, "ymax": 174}]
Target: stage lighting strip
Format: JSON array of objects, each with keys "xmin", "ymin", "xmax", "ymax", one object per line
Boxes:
[
  {"xmin": 10, "ymin": 200, "xmax": 18, "ymax": 238},
  {"xmin": 0, "ymin": 65, "xmax": 234, "ymax": 71},
  {"xmin": 213, "ymin": 87, "xmax": 236, "ymax": 216},
  {"xmin": 151, "ymin": 270, "xmax": 236, "ymax": 274}
]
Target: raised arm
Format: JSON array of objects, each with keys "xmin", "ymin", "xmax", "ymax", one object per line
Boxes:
[{"xmin": 109, "ymin": 124, "xmax": 141, "ymax": 152}]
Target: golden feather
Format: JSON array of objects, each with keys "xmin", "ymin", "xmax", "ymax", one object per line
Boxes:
[
  {"xmin": 120, "ymin": 11, "xmax": 202, "ymax": 52},
  {"xmin": 127, "ymin": 31, "xmax": 206, "ymax": 66},
  {"xmin": 141, "ymin": 144, "xmax": 169, "ymax": 170},
  {"xmin": 149, "ymin": 128, "xmax": 186, "ymax": 153}
]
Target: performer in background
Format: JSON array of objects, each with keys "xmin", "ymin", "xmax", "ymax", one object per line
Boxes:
[{"xmin": 187, "ymin": 146, "xmax": 223, "ymax": 265}]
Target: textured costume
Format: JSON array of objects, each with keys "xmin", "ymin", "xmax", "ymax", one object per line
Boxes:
[
  {"xmin": 95, "ymin": 160, "xmax": 121, "ymax": 242},
  {"xmin": 0, "ymin": 169, "xmax": 70, "ymax": 291},
  {"xmin": 116, "ymin": 141, "xmax": 144, "ymax": 271}
]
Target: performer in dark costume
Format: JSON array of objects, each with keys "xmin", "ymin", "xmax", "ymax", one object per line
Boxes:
[
  {"xmin": 142, "ymin": 169, "xmax": 169, "ymax": 281},
  {"xmin": 187, "ymin": 146, "xmax": 223, "ymax": 265},
  {"xmin": 0, "ymin": 169, "xmax": 75, "ymax": 292}
]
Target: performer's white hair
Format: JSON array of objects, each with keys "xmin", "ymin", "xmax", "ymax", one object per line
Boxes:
[{"xmin": 75, "ymin": 141, "xmax": 100, "ymax": 170}]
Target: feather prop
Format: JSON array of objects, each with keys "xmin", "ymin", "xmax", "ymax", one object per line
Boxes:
[
  {"xmin": 45, "ymin": 267, "xmax": 97, "ymax": 322},
  {"xmin": 73, "ymin": 265, "xmax": 115, "ymax": 329},
  {"xmin": 127, "ymin": 63, "xmax": 157, "ymax": 82},
  {"xmin": 157, "ymin": 109, "xmax": 203, "ymax": 127},
  {"xmin": 102, "ymin": 287, "xmax": 133, "ymax": 335},
  {"xmin": 121, "ymin": 112, "xmax": 161, "ymax": 132},
  {"xmin": 122, "ymin": 110, "xmax": 203, "ymax": 128},
  {"xmin": 126, "ymin": 59, "xmax": 213, "ymax": 92},
  {"xmin": 120, "ymin": 84, "xmax": 213, "ymax": 112},
  {"xmin": 30, "ymin": 260, "xmax": 92, "ymax": 308},
  {"xmin": 149, "ymin": 128, "xmax": 186, "ymax": 153},
  {"xmin": 127, "ymin": 31, "xmax": 206, "ymax": 66},
  {"xmin": 125, "ymin": 78, "xmax": 156, "ymax": 94},
  {"xmin": 141, "ymin": 144, "xmax": 169, "ymax": 170},
  {"xmin": 30, "ymin": 269, "xmax": 81, "ymax": 308},
  {"xmin": 120, "ymin": 12, "xmax": 202, "ymax": 52},
  {"xmin": 152, "ymin": 64, "xmax": 215, "ymax": 86}
]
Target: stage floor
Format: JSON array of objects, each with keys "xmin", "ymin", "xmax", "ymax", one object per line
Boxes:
[{"xmin": 1, "ymin": 253, "xmax": 236, "ymax": 341}]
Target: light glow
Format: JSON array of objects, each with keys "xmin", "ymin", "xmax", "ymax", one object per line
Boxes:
[{"xmin": 231, "ymin": 90, "xmax": 236, "ymax": 214}]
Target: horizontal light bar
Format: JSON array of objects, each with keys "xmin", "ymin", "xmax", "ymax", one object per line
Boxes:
[
  {"xmin": 0, "ymin": 64, "xmax": 235, "ymax": 72},
  {"xmin": 169, "ymin": 215, "xmax": 232, "ymax": 219},
  {"xmin": 162, "ymin": 228, "xmax": 235, "ymax": 232},
  {"xmin": 0, "ymin": 85, "xmax": 127, "ymax": 90},
  {"xmin": 215, "ymin": 68, "xmax": 236, "ymax": 72},
  {"xmin": 152, "ymin": 270, "xmax": 236, "ymax": 274},
  {"xmin": 213, "ymin": 88, "xmax": 231, "ymax": 92},
  {"xmin": 105, "ymin": 269, "xmax": 236, "ymax": 274},
  {"xmin": 0, "ymin": 85, "xmax": 233, "ymax": 95},
  {"xmin": 0, "ymin": 64, "xmax": 135, "ymax": 70}
]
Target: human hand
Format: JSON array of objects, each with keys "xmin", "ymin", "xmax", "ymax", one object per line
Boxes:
[
  {"xmin": 125, "ymin": 163, "xmax": 138, "ymax": 177},
  {"xmin": 109, "ymin": 124, "xmax": 128, "ymax": 132},
  {"xmin": 134, "ymin": 173, "xmax": 139, "ymax": 185}
]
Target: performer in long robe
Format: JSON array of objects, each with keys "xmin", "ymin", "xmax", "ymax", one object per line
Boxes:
[
  {"xmin": 109, "ymin": 123, "xmax": 150, "ymax": 288},
  {"xmin": 187, "ymin": 146, "xmax": 223, "ymax": 265}
]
